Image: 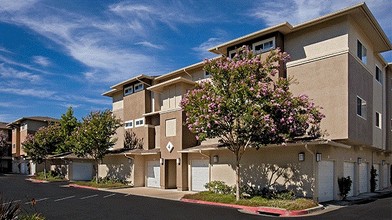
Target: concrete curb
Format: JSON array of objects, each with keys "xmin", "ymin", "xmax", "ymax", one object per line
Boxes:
[
  {"xmin": 26, "ymin": 178, "xmax": 49, "ymax": 183},
  {"xmin": 181, "ymin": 198, "xmax": 324, "ymax": 216},
  {"xmin": 68, "ymin": 184, "xmax": 99, "ymax": 190}
]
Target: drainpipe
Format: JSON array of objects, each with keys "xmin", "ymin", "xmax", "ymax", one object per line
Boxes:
[{"xmin": 304, "ymin": 144, "xmax": 317, "ymax": 202}]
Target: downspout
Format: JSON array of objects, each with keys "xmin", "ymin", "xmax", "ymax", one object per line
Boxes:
[
  {"xmin": 183, "ymin": 69, "xmax": 192, "ymax": 80},
  {"xmin": 304, "ymin": 144, "xmax": 317, "ymax": 202}
]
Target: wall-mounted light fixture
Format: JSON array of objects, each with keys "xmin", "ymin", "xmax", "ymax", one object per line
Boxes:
[
  {"xmin": 160, "ymin": 158, "xmax": 164, "ymax": 165},
  {"xmin": 382, "ymin": 160, "xmax": 385, "ymax": 166},
  {"xmin": 298, "ymin": 152, "xmax": 305, "ymax": 162},
  {"xmin": 316, "ymin": 153, "xmax": 322, "ymax": 162},
  {"xmin": 213, "ymin": 155, "xmax": 219, "ymax": 163},
  {"xmin": 357, "ymin": 157, "xmax": 362, "ymax": 164},
  {"xmin": 176, "ymin": 158, "xmax": 181, "ymax": 165}
]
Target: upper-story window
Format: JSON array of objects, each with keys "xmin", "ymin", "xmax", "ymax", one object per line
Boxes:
[
  {"xmin": 228, "ymin": 50, "xmax": 236, "ymax": 59},
  {"xmin": 134, "ymin": 82, "xmax": 144, "ymax": 92},
  {"xmin": 124, "ymin": 85, "xmax": 133, "ymax": 96},
  {"xmin": 356, "ymin": 96, "xmax": 367, "ymax": 119},
  {"xmin": 135, "ymin": 118, "xmax": 145, "ymax": 127},
  {"xmin": 204, "ymin": 71, "xmax": 211, "ymax": 79},
  {"xmin": 375, "ymin": 112, "xmax": 382, "ymax": 129},
  {"xmin": 252, "ymin": 37, "xmax": 275, "ymax": 54},
  {"xmin": 20, "ymin": 123, "xmax": 27, "ymax": 131},
  {"xmin": 357, "ymin": 40, "xmax": 367, "ymax": 64},
  {"xmin": 376, "ymin": 66, "xmax": 383, "ymax": 84},
  {"xmin": 124, "ymin": 120, "xmax": 133, "ymax": 129}
]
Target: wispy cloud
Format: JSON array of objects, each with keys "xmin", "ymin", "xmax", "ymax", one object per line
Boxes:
[
  {"xmin": 0, "ymin": 0, "xmax": 38, "ymax": 12},
  {"xmin": 0, "ymin": 63, "xmax": 41, "ymax": 82},
  {"xmin": 0, "ymin": 46, "xmax": 13, "ymax": 54},
  {"xmin": 32, "ymin": 56, "xmax": 51, "ymax": 67},
  {"xmin": 192, "ymin": 37, "xmax": 226, "ymax": 59},
  {"xmin": 135, "ymin": 41, "xmax": 164, "ymax": 50},
  {"xmin": 0, "ymin": 88, "xmax": 55, "ymax": 98},
  {"xmin": 0, "ymin": 55, "xmax": 52, "ymax": 75}
]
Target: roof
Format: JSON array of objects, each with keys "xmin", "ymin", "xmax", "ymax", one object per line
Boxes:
[
  {"xmin": 154, "ymin": 61, "xmax": 205, "ymax": 81},
  {"xmin": 209, "ymin": 3, "xmax": 391, "ymax": 55},
  {"xmin": 0, "ymin": 122, "xmax": 10, "ymax": 130},
  {"xmin": 123, "ymin": 148, "xmax": 161, "ymax": 155},
  {"xmin": 47, "ymin": 152, "xmax": 95, "ymax": 160},
  {"xmin": 102, "ymin": 74, "xmax": 155, "ymax": 97},
  {"xmin": 7, "ymin": 116, "xmax": 59, "ymax": 127},
  {"xmin": 147, "ymin": 77, "xmax": 195, "ymax": 92}
]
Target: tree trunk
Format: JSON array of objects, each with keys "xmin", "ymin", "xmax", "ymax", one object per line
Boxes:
[
  {"xmin": 235, "ymin": 156, "xmax": 240, "ymax": 201},
  {"xmin": 44, "ymin": 160, "xmax": 47, "ymax": 179}
]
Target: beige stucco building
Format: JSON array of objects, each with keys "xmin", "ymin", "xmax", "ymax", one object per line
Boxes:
[{"xmin": 102, "ymin": 3, "xmax": 391, "ymax": 202}]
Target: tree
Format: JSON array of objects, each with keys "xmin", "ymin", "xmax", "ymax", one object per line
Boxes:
[
  {"xmin": 0, "ymin": 131, "xmax": 9, "ymax": 172},
  {"xmin": 181, "ymin": 47, "xmax": 324, "ymax": 200},
  {"xmin": 71, "ymin": 110, "xmax": 121, "ymax": 183},
  {"xmin": 56, "ymin": 107, "xmax": 79, "ymax": 153},
  {"xmin": 124, "ymin": 130, "xmax": 143, "ymax": 150},
  {"xmin": 370, "ymin": 165, "xmax": 378, "ymax": 192}
]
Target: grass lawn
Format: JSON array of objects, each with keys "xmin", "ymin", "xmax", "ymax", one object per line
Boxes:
[
  {"xmin": 72, "ymin": 181, "xmax": 128, "ymax": 188},
  {"xmin": 33, "ymin": 172, "xmax": 66, "ymax": 182},
  {"xmin": 183, "ymin": 191, "xmax": 318, "ymax": 210}
]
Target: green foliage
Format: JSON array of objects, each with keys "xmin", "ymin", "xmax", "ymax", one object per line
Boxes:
[
  {"xmin": 370, "ymin": 165, "xmax": 378, "ymax": 192},
  {"xmin": 19, "ymin": 213, "xmax": 45, "ymax": 220},
  {"xmin": 0, "ymin": 197, "xmax": 20, "ymax": 220},
  {"xmin": 204, "ymin": 181, "xmax": 234, "ymax": 195},
  {"xmin": 124, "ymin": 130, "xmax": 143, "ymax": 150},
  {"xmin": 74, "ymin": 177, "xmax": 127, "ymax": 188},
  {"xmin": 338, "ymin": 176, "xmax": 352, "ymax": 200},
  {"xmin": 0, "ymin": 131, "xmax": 9, "ymax": 157},
  {"xmin": 35, "ymin": 171, "xmax": 65, "ymax": 181},
  {"xmin": 56, "ymin": 107, "xmax": 79, "ymax": 153}
]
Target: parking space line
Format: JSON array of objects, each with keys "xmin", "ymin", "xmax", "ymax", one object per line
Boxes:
[
  {"xmin": 124, "ymin": 194, "xmax": 132, "ymax": 197},
  {"xmin": 80, "ymin": 194, "xmax": 98, "ymax": 200},
  {"xmin": 24, "ymin": 198, "xmax": 49, "ymax": 205},
  {"xmin": 103, "ymin": 194, "xmax": 115, "ymax": 198},
  {"xmin": 2, "ymin": 200, "xmax": 21, "ymax": 205},
  {"xmin": 54, "ymin": 196, "xmax": 75, "ymax": 202}
]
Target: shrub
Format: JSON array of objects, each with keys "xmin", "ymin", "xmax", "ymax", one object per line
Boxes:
[
  {"xmin": 19, "ymin": 213, "xmax": 45, "ymax": 220},
  {"xmin": 92, "ymin": 176, "xmax": 127, "ymax": 184},
  {"xmin": 204, "ymin": 181, "xmax": 234, "ymax": 195},
  {"xmin": 338, "ymin": 176, "xmax": 352, "ymax": 200},
  {"xmin": 370, "ymin": 165, "xmax": 378, "ymax": 192},
  {"xmin": 274, "ymin": 190, "xmax": 296, "ymax": 200},
  {"xmin": 0, "ymin": 197, "xmax": 20, "ymax": 220}
]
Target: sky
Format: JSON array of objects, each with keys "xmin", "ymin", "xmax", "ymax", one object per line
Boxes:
[{"xmin": 0, "ymin": 0, "xmax": 391, "ymax": 122}]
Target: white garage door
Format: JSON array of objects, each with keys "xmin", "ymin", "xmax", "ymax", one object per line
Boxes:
[
  {"xmin": 343, "ymin": 162, "xmax": 355, "ymax": 197},
  {"xmin": 383, "ymin": 164, "xmax": 389, "ymax": 188},
  {"xmin": 359, "ymin": 163, "xmax": 368, "ymax": 193},
  {"xmin": 373, "ymin": 164, "xmax": 380, "ymax": 191},
  {"xmin": 72, "ymin": 162, "xmax": 93, "ymax": 181},
  {"xmin": 318, "ymin": 160, "xmax": 334, "ymax": 202},
  {"xmin": 147, "ymin": 161, "xmax": 160, "ymax": 188},
  {"xmin": 191, "ymin": 160, "xmax": 209, "ymax": 191}
]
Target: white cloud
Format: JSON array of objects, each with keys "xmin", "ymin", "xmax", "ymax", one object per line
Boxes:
[
  {"xmin": 192, "ymin": 37, "xmax": 226, "ymax": 59},
  {"xmin": 0, "ymin": 88, "xmax": 56, "ymax": 98},
  {"xmin": 0, "ymin": 63, "xmax": 41, "ymax": 82},
  {"xmin": 32, "ymin": 56, "xmax": 51, "ymax": 67},
  {"xmin": 0, "ymin": 47, "xmax": 13, "ymax": 54},
  {"xmin": 0, "ymin": 55, "xmax": 51, "ymax": 75},
  {"xmin": 0, "ymin": 0, "xmax": 38, "ymax": 12},
  {"xmin": 135, "ymin": 41, "xmax": 164, "ymax": 50}
]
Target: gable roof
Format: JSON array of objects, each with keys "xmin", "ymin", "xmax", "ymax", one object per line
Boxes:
[{"xmin": 7, "ymin": 116, "xmax": 59, "ymax": 127}]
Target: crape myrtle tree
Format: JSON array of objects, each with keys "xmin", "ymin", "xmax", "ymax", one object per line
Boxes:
[
  {"xmin": 71, "ymin": 110, "xmax": 121, "ymax": 183},
  {"xmin": 180, "ymin": 46, "xmax": 325, "ymax": 200}
]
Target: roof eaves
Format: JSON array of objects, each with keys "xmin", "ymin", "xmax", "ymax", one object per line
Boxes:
[{"xmin": 154, "ymin": 61, "xmax": 206, "ymax": 81}]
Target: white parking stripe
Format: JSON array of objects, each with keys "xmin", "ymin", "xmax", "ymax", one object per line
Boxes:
[
  {"xmin": 124, "ymin": 194, "xmax": 132, "ymax": 197},
  {"xmin": 80, "ymin": 194, "xmax": 98, "ymax": 200},
  {"xmin": 2, "ymin": 200, "xmax": 21, "ymax": 205},
  {"xmin": 24, "ymin": 198, "xmax": 49, "ymax": 205},
  {"xmin": 103, "ymin": 194, "xmax": 115, "ymax": 198},
  {"xmin": 54, "ymin": 196, "xmax": 75, "ymax": 202}
]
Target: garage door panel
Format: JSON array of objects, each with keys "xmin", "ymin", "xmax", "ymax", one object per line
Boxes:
[
  {"xmin": 343, "ymin": 162, "xmax": 355, "ymax": 197},
  {"xmin": 359, "ymin": 163, "xmax": 368, "ymax": 193},
  {"xmin": 72, "ymin": 162, "xmax": 93, "ymax": 181},
  {"xmin": 318, "ymin": 161, "xmax": 334, "ymax": 202},
  {"xmin": 191, "ymin": 160, "xmax": 209, "ymax": 191},
  {"xmin": 147, "ymin": 161, "xmax": 160, "ymax": 188}
]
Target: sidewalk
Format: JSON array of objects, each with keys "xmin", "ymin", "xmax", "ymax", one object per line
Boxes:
[
  {"xmin": 325, "ymin": 187, "xmax": 392, "ymax": 206},
  {"xmin": 104, "ymin": 187, "xmax": 196, "ymax": 201}
]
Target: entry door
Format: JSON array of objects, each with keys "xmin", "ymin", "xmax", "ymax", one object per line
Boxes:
[
  {"xmin": 318, "ymin": 160, "xmax": 334, "ymax": 202},
  {"xmin": 191, "ymin": 160, "xmax": 209, "ymax": 191},
  {"xmin": 147, "ymin": 161, "xmax": 160, "ymax": 188},
  {"xmin": 359, "ymin": 163, "xmax": 368, "ymax": 193},
  {"xmin": 343, "ymin": 162, "xmax": 355, "ymax": 197}
]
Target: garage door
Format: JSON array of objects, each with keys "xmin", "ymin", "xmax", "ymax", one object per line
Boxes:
[
  {"xmin": 373, "ymin": 164, "xmax": 380, "ymax": 191},
  {"xmin": 72, "ymin": 162, "xmax": 93, "ymax": 181},
  {"xmin": 318, "ymin": 160, "xmax": 334, "ymax": 202},
  {"xmin": 359, "ymin": 163, "xmax": 368, "ymax": 193},
  {"xmin": 383, "ymin": 164, "xmax": 388, "ymax": 188},
  {"xmin": 343, "ymin": 162, "xmax": 355, "ymax": 197},
  {"xmin": 191, "ymin": 160, "xmax": 209, "ymax": 191},
  {"xmin": 147, "ymin": 161, "xmax": 160, "ymax": 188}
]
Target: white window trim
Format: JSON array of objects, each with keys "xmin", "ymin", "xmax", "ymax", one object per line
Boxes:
[
  {"xmin": 356, "ymin": 96, "xmax": 367, "ymax": 120},
  {"xmin": 124, "ymin": 120, "xmax": 133, "ymax": 129},
  {"xmin": 134, "ymin": 117, "xmax": 145, "ymax": 128},
  {"xmin": 376, "ymin": 112, "xmax": 382, "ymax": 129},
  {"xmin": 228, "ymin": 50, "xmax": 236, "ymax": 58},
  {"xmin": 252, "ymin": 37, "xmax": 275, "ymax": 54},
  {"xmin": 134, "ymin": 82, "xmax": 144, "ymax": 92},
  {"xmin": 357, "ymin": 40, "xmax": 367, "ymax": 64},
  {"xmin": 375, "ymin": 65, "xmax": 383, "ymax": 85},
  {"xmin": 124, "ymin": 85, "xmax": 133, "ymax": 96}
]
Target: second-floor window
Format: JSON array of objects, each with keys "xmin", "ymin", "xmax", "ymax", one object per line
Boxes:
[
  {"xmin": 204, "ymin": 71, "xmax": 211, "ymax": 79},
  {"xmin": 252, "ymin": 37, "xmax": 275, "ymax": 54},
  {"xmin": 228, "ymin": 50, "xmax": 236, "ymax": 59},
  {"xmin": 20, "ymin": 123, "xmax": 27, "ymax": 131},
  {"xmin": 135, "ymin": 118, "xmax": 144, "ymax": 127},
  {"xmin": 124, "ymin": 86, "xmax": 133, "ymax": 96},
  {"xmin": 376, "ymin": 112, "xmax": 382, "ymax": 129},
  {"xmin": 134, "ymin": 83, "xmax": 144, "ymax": 92},
  {"xmin": 376, "ymin": 66, "xmax": 383, "ymax": 84},
  {"xmin": 357, "ymin": 40, "xmax": 367, "ymax": 64},
  {"xmin": 356, "ymin": 96, "xmax": 367, "ymax": 119},
  {"xmin": 124, "ymin": 120, "xmax": 133, "ymax": 129}
]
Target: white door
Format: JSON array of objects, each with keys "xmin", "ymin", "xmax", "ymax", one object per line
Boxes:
[
  {"xmin": 191, "ymin": 160, "xmax": 209, "ymax": 192},
  {"xmin": 147, "ymin": 161, "xmax": 160, "ymax": 188},
  {"xmin": 359, "ymin": 163, "xmax": 368, "ymax": 193},
  {"xmin": 318, "ymin": 160, "xmax": 334, "ymax": 202},
  {"xmin": 383, "ymin": 164, "xmax": 388, "ymax": 188},
  {"xmin": 343, "ymin": 162, "xmax": 355, "ymax": 197},
  {"xmin": 72, "ymin": 162, "xmax": 93, "ymax": 181},
  {"xmin": 373, "ymin": 164, "xmax": 380, "ymax": 191},
  {"xmin": 30, "ymin": 162, "xmax": 36, "ymax": 176}
]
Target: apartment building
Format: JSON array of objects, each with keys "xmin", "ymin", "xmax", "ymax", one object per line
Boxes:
[
  {"xmin": 102, "ymin": 3, "xmax": 391, "ymax": 202},
  {"xmin": 7, "ymin": 116, "xmax": 58, "ymax": 174},
  {"xmin": 0, "ymin": 122, "xmax": 12, "ymax": 173}
]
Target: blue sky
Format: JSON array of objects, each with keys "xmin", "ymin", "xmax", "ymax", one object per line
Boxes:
[{"xmin": 0, "ymin": 0, "xmax": 391, "ymax": 122}]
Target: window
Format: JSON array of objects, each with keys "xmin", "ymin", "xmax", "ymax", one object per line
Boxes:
[
  {"xmin": 135, "ymin": 118, "xmax": 144, "ymax": 127},
  {"xmin": 134, "ymin": 82, "xmax": 144, "ymax": 92},
  {"xmin": 228, "ymin": 50, "xmax": 236, "ymax": 59},
  {"xmin": 376, "ymin": 66, "xmax": 383, "ymax": 84},
  {"xmin": 124, "ymin": 85, "xmax": 133, "ymax": 96},
  {"xmin": 124, "ymin": 120, "xmax": 133, "ymax": 129},
  {"xmin": 165, "ymin": 119, "xmax": 176, "ymax": 137},
  {"xmin": 356, "ymin": 96, "xmax": 367, "ymax": 119},
  {"xmin": 252, "ymin": 37, "xmax": 275, "ymax": 54},
  {"xmin": 376, "ymin": 112, "xmax": 382, "ymax": 129},
  {"xmin": 20, "ymin": 123, "xmax": 27, "ymax": 131},
  {"xmin": 204, "ymin": 71, "xmax": 211, "ymax": 78},
  {"xmin": 357, "ymin": 40, "xmax": 367, "ymax": 64}
]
